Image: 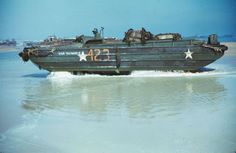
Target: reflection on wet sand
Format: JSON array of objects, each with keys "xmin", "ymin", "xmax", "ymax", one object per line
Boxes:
[{"xmin": 21, "ymin": 76, "xmax": 226, "ymax": 119}]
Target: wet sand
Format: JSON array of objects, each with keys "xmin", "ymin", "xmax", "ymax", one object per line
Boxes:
[
  {"xmin": 0, "ymin": 51, "xmax": 236, "ymax": 153},
  {"xmin": 0, "ymin": 46, "xmax": 18, "ymax": 52},
  {"xmin": 222, "ymin": 42, "xmax": 236, "ymax": 56}
]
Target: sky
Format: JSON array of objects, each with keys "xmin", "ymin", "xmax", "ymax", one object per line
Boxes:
[{"xmin": 0, "ymin": 0, "xmax": 236, "ymax": 40}]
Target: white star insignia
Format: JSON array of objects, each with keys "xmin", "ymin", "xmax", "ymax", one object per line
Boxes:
[
  {"xmin": 184, "ymin": 49, "xmax": 193, "ymax": 59},
  {"xmin": 78, "ymin": 51, "xmax": 87, "ymax": 61}
]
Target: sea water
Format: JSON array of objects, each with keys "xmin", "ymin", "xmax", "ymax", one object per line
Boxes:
[{"xmin": 0, "ymin": 49, "xmax": 236, "ymax": 153}]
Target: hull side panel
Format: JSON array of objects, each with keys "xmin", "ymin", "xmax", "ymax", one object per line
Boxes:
[{"xmin": 29, "ymin": 46, "xmax": 224, "ymax": 73}]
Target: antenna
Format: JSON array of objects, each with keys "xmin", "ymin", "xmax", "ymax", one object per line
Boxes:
[{"xmin": 100, "ymin": 27, "xmax": 104, "ymax": 38}]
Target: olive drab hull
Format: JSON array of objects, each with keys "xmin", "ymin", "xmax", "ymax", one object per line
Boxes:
[{"xmin": 19, "ymin": 28, "xmax": 228, "ymax": 75}]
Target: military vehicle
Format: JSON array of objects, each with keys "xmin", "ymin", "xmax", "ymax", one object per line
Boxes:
[{"xmin": 19, "ymin": 28, "xmax": 227, "ymax": 75}]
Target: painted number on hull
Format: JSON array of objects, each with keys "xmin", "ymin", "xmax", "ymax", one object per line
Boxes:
[
  {"xmin": 88, "ymin": 49, "xmax": 110, "ymax": 61},
  {"xmin": 58, "ymin": 49, "xmax": 110, "ymax": 62}
]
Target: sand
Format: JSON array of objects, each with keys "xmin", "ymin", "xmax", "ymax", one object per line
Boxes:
[
  {"xmin": 222, "ymin": 42, "xmax": 236, "ymax": 56},
  {"xmin": 0, "ymin": 46, "xmax": 18, "ymax": 52},
  {"xmin": 0, "ymin": 45, "xmax": 24, "ymax": 53}
]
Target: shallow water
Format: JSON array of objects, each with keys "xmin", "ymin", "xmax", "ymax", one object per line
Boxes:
[{"xmin": 0, "ymin": 50, "xmax": 236, "ymax": 153}]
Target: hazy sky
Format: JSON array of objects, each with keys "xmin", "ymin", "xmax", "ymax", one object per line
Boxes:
[{"xmin": 0, "ymin": 0, "xmax": 235, "ymax": 40}]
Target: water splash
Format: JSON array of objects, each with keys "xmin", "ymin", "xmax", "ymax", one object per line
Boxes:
[
  {"xmin": 46, "ymin": 68, "xmax": 236, "ymax": 80},
  {"xmin": 47, "ymin": 72, "xmax": 75, "ymax": 79}
]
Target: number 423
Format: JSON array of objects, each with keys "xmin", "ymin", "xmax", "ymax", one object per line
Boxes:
[{"xmin": 87, "ymin": 48, "xmax": 110, "ymax": 61}]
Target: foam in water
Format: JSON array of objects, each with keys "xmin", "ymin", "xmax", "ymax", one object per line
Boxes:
[
  {"xmin": 46, "ymin": 69, "xmax": 235, "ymax": 80},
  {"xmin": 47, "ymin": 72, "xmax": 75, "ymax": 79},
  {"xmin": 46, "ymin": 62, "xmax": 236, "ymax": 79}
]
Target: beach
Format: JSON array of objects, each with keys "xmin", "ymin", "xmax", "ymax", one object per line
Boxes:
[
  {"xmin": 0, "ymin": 46, "xmax": 18, "ymax": 52},
  {"xmin": 0, "ymin": 42, "xmax": 236, "ymax": 153},
  {"xmin": 222, "ymin": 42, "xmax": 236, "ymax": 56}
]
